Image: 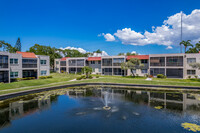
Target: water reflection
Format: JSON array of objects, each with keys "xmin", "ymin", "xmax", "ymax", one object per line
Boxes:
[{"xmin": 0, "ymin": 87, "xmax": 200, "ymax": 132}]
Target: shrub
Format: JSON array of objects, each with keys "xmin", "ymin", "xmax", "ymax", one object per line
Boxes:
[
  {"xmin": 47, "ymin": 76, "xmax": 53, "ymax": 78},
  {"xmin": 157, "ymin": 74, "xmax": 165, "ymax": 79},
  {"xmin": 77, "ymin": 72, "xmax": 82, "ymax": 75},
  {"xmin": 195, "ymin": 75, "xmax": 198, "ymax": 79},
  {"xmin": 88, "ymin": 75, "xmax": 93, "ymax": 79},
  {"xmin": 39, "ymin": 76, "xmax": 47, "ymax": 79},
  {"xmin": 96, "ymin": 75, "xmax": 99, "ymax": 78},
  {"xmin": 81, "ymin": 75, "xmax": 86, "ymax": 79},
  {"xmin": 76, "ymin": 76, "xmax": 82, "ymax": 80},
  {"xmin": 188, "ymin": 76, "xmax": 191, "ymax": 79}
]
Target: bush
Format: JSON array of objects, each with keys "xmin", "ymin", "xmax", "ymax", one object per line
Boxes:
[
  {"xmin": 188, "ymin": 76, "xmax": 191, "ymax": 79},
  {"xmin": 157, "ymin": 74, "xmax": 165, "ymax": 79},
  {"xmin": 81, "ymin": 75, "xmax": 86, "ymax": 79},
  {"xmin": 39, "ymin": 76, "xmax": 47, "ymax": 79},
  {"xmin": 76, "ymin": 76, "xmax": 83, "ymax": 80},
  {"xmin": 195, "ymin": 75, "xmax": 198, "ymax": 79},
  {"xmin": 47, "ymin": 76, "xmax": 53, "ymax": 78},
  {"xmin": 88, "ymin": 75, "xmax": 93, "ymax": 79},
  {"xmin": 96, "ymin": 75, "xmax": 99, "ymax": 78}
]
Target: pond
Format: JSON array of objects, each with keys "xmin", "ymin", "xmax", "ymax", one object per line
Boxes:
[{"xmin": 0, "ymin": 86, "xmax": 200, "ymax": 133}]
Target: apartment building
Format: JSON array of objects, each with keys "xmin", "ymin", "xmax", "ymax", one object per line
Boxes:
[
  {"xmin": 149, "ymin": 53, "xmax": 200, "ymax": 79},
  {"xmin": 0, "ymin": 51, "xmax": 50, "ymax": 83},
  {"xmin": 55, "ymin": 53, "xmax": 200, "ymax": 79},
  {"xmin": 55, "ymin": 55, "xmax": 148, "ymax": 76}
]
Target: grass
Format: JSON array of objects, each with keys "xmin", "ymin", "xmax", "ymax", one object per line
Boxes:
[{"xmin": 1, "ymin": 73, "xmax": 200, "ymax": 96}]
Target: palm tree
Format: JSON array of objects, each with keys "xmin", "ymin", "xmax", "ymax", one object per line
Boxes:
[{"xmin": 180, "ymin": 40, "xmax": 193, "ymax": 53}]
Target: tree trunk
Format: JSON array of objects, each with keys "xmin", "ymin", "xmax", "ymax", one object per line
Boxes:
[{"xmin": 130, "ymin": 69, "xmax": 135, "ymax": 77}]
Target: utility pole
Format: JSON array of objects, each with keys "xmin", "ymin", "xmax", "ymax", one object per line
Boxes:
[{"xmin": 180, "ymin": 11, "xmax": 183, "ymax": 53}]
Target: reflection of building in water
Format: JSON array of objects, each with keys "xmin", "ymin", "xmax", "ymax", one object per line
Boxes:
[
  {"xmin": 0, "ymin": 95, "xmax": 53, "ymax": 129},
  {"xmin": 68, "ymin": 89, "xmax": 87, "ymax": 98},
  {"xmin": 125, "ymin": 90, "xmax": 200, "ymax": 113}
]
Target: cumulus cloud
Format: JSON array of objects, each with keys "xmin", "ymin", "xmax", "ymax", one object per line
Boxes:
[
  {"xmin": 91, "ymin": 51, "xmax": 109, "ymax": 57},
  {"xmin": 100, "ymin": 33, "xmax": 115, "ymax": 41},
  {"xmin": 60, "ymin": 46, "xmax": 87, "ymax": 53},
  {"xmin": 60, "ymin": 46, "xmax": 109, "ymax": 57},
  {"xmin": 100, "ymin": 9, "xmax": 200, "ymax": 49},
  {"xmin": 166, "ymin": 46, "xmax": 173, "ymax": 49},
  {"xmin": 131, "ymin": 51, "xmax": 137, "ymax": 54}
]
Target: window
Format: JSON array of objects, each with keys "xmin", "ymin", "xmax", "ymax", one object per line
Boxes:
[
  {"xmin": 91, "ymin": 61, "xmax": 95, "ymax": 64},
  {"xmin": 40, "ymin": 60, "xmax": 47, "ymax": 65},
  {"xmin": 10, "ymin": 58, "xmax": 18, "ymax": 64},
  {"xmin": 141, "ymin": 69, "xmax": 148, "ymax": 73},
  {"xmin": 41, "ymin": 70, "xmax": 47, "ymax": 76},
  {"xmin": 56, "ymin": 61, "xmax": 59, "ymax": 64},
  {"xmin": 187, "ymin": 70, "xmax": 196, "ymax": 75},
  {"xmin": 0, "ymin": 55, "xmax": 8, "ymax": 68},
  {"xmin": 102, "ymin": 59, "xmax": 112, "ymax": 66},
  {"xmin": 141, "ymin": 59, "xmax": 148, "ymax": 64},
  {"xmin": 10, "ymin": 72, "xmax": 19, "ymax": 78},
  {"xmin": 166, "ymin": 56, "xmax": 183, "ymax": 66},
  {"xmin": 150, "ymin": 57, "xmax": 165, "ymax": 66},
  {"xmin": 98, "ymin": 61, "xmax": 101, "ymax": 64},
  {"xmin": 113, "ymin": 58, "xmax": 124, "ymax": 66},
  {"xmin": 187, "ymin": 58, "xmax": 196, "ymax": 64}
]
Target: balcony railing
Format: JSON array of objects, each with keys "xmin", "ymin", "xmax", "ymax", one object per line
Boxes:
[
  {"xmin": 0, "ymin": 63, "xmax": 8, "ymax": 69},
  {"xmin": 22, "ymin": 64, "xmax": 37, "ymax": 68}
]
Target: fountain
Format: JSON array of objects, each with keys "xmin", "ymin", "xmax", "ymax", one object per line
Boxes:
[{"xmin": 101, "ymin": 89, "xmax": 112, "ymax": 110}]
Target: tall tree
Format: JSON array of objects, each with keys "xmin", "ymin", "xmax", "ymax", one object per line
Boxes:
[
  {"xmin": 121, "ymin": 58, "xmax": 144, "ymax": 77},
  {"xmin": 0, "ymin": 41, "xmax": 18, "ymax": 53},
  {"xmin": 187, "ymin": 41, "xmax": 200, "ymax": 53},
  {"xmin": 180, "ymin": 40, "xmax": 193, "ymax": 53},
  {"xmin": 27, "ymin": 44, "xmax": 62, "ymax": 69},
  {"xmin": 15, "ymin": 37, "xmax": 21, "ymax": 51}
]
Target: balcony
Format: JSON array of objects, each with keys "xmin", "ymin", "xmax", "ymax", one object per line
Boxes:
[{"xmin": 22, "ymin": 59, "xmax": 37, "ymax": 68}]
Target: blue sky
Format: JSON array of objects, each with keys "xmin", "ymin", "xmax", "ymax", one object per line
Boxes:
[{"xmin": 0, "ymin": 0, "xmax": 200, "ymax": 55}]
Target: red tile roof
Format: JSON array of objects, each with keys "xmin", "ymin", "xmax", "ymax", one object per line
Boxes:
[
  {"xmin": 87, "ymin": 57, "xmax": 101, "ymax": 61},
  {"xmin": 61, "ymin": 57, "xmax": 70, "ymax": 61},
  {"xmin": 16, "ymin": 51, "xmax": 37, "ymax": 58},
  {"xmin": 127, "ymin": 55, "xmax": 149, "ymax": 60}
]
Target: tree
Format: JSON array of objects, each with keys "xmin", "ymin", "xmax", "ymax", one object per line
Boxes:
[
  {"xmin": 59, "ymin": 49, "xmax": 90, "ymax": 57},
  {"xmin": 121, "ymin": 58, "xmax": 144, "ymax": 77},
  {"xmin": 118, "ymin": 52, "xmax": 137, "ymax": 56},
  {"xmin": 0, "ymin": 41, "xmax": 18, "ymax": 53},
  {"xmin": 186, "ymin": 41, "xmax": 200, "ymax": 53},
  {"xmin": 15, "ymin": 37, "xmax": 21, "ymax": 51},
  {"xmin": 27, "ymin": 44, "xmax": 62, "ymax": 69},
  {"xmin": 94, "ymin": 49, "xmax": 102, "ymax": 53},
  {"xmin": 180, "ymin": 40, "xmax": 193, "ymax": 53},
  {"xmin": 81, "ymin": 66, "xmax": 92, "ymax": 78}
]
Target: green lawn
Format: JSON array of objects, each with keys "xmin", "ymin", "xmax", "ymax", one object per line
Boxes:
[{"xmin": 1, "ymin": 73, "xmax": 200, "ymax": 96}]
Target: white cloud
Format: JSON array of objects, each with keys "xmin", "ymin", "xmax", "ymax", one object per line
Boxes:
[
  {"xmin": 166, "ymin": 46, "xmax": 173, "ymax": 49},
  {"xmin": 91, "ymin": 51, "xmax": 109, "ymax": 57},
  {"xmin": 131, "ymin": 51, "xmax": 137, "ymax": 54},
  {"xmin": 101, "ymin": 33, "xmax": 115, "ymax": 41},
  {"xmin": 60, "ymin": 46, "xmax": 87, "ymax": 53},
  {"xmin": 60, "ymin": 46, "xmax": 109, "ymax": 57},
  {"xmin": 101, "ymin": 9, "xmax": 200, "ymax": 49}
]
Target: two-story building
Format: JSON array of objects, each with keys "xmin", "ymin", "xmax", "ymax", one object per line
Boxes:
[
  {"xmin": 0, "ymin": 51, "xmax": 50, "ymax": 83},
  {"xmin": 149, "ymin": 53, "xmax": 200, "ymax": 78}
]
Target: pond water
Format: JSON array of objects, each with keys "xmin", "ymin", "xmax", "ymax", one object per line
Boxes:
[{"xmin": 0, "ymin": 86, "xmax": 200, "ymax": 133}]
